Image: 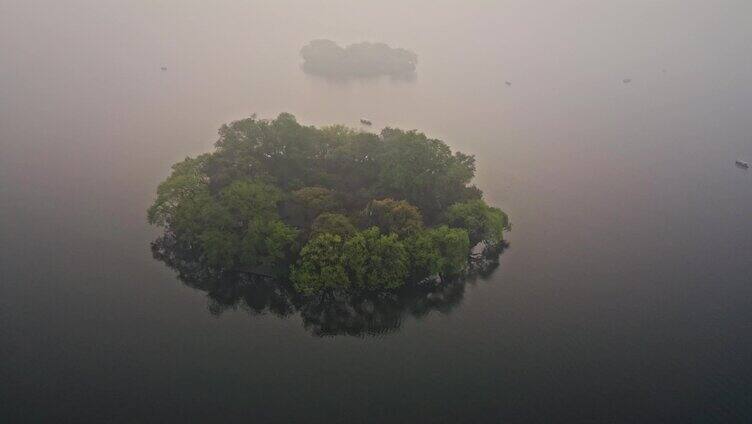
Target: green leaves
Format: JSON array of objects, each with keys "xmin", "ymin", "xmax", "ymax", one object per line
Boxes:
[
  {"xmin": 428, "ymin": 226, "xmax": 471, "ymax": 278},
  {"xmin": 220, "ymin": 179, "xmax": 282, "ymax": 226},
  {"xmin": 292, "ymin": 227, "xmax": 409, "ymax": 294},
  {"xmin": 343, "ymin": 227, "xmax": 408, "ymax": 290},
  {"xmin": 374, "ymin": 128, "xmax": 480, "ymax": 222},
  {"xmin": 292, "ymin": 186, "xmax": 341, "ymax": 221},
  {"xmin": 148, "ymin": 114, "xmax": 509, "ymax": 294},
  {"xmin": 240, "ymin": 218, "xmax": 298, "ymax": 269},
  {"xmin": 200, "ymin": 229, "xmax": 240, "ymax": 268},
  {"xmin": 311, "ymin": 213, "xmax": 356, "ymax": 240},
  {"xmin": 147, "ymin": 155, "xmax": 209, "ymax": 227},
  {"xmin": 405, "ymin": 226, "xmax": 470, "ymax": 281},
  {"xmin": 292, "ymin": 234, "xmax": 350, "ymax": 295},
  {"xmin": 443, "ymin": 199, "xmax": 509, "ymax": 246},
  {"xmin": 360, "ymin": 198, "xmax": 423, "ymax": 237}
]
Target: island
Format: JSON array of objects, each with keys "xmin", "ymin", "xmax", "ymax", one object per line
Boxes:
[
  {"xmin": 148, "ymin": 113, "xmax": 509, "ymax": 297},
  {"xmin": 300, "ymin": 39, "xmax": 418, "ymax": 79}
]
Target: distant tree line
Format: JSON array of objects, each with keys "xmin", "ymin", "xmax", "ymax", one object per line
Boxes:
[
  {"xmin": 300, "ymin": 39, "xmax": 417, "ymax": 79},
  {"xmin": 148, "ymin": 113, "xmax": 509, "ymax": 295}
]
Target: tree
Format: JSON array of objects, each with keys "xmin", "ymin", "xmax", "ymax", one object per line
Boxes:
[
  {"xmin": 403, "ymin": 226, "xmax": 470, "ymax": 282},
  {"xmin": 428, "ymin": 226, "xmax": 470, "ymax": 279},
  {"xmin": 292, "ymin": 234, "xmax": 350, "ymax": 294},
  {"xmin": 343, "ymin": 227, "xmax": 408, "ymax": 290},
  {"xmin": 375, "ymin": 128, "xmax": 481, "ymax": 222},
  {"xmin": 318, "ymin": 127, "xmax": 382, "ymax": 207},
  {"xmin": 310, "ymin": 213, "xmax": 356, "ymax": 240},
  {"xmin": 239, "ymin": 219, "xmax": 298, "ymax": 271},
  {"xmin": 147, "ymin": 154, "xmax": 210, "ymax": 227},
  {"xmin": 442, "ymin": 199, "xmax": 509, "ymax": 246},
  {"xmin": 360, "ymin": 198, "xmax": 423, "ymax": 236},
  {"xmin": 169, "ymin": 190, "xmax": 231, "ymax": 248},
  {"xmin": 404, "ymin": 230, "xmax": 442, "ymax": 282},
  {"xmin": 199, "ymin": 229, "xmax": 241, "ymax": 269},
  {"xmin": 219, "ymin": 179, "xmax": 297, "ymax": 270},
  {"xmin": 292, "ymin": 186, "xmax": 341, "ymax": 222},
  {"xmin": 220, "ymin": 179, "xmax": 282, "ymax": 226},
  {"xmin": 300, "ymin": 39, "xmax": 417, "ymax": 79},
  {"xmin": 209, "ymin": 113, "xmax": 325, "ymax": 191}
]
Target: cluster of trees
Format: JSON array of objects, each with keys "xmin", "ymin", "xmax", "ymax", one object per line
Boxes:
[
  {"xmin": 148, "ymin": 113, "xmax": 509, "ymax": 294},
  {"xmin": 300, "ymin": 39, "xmax": 418, "ymax": 79},
  {"xmin": 152, "ymin": 233, "xmax": 506, "ymax": 337}
]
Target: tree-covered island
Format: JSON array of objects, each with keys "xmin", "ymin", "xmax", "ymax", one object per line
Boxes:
[
  {"xmin": 149, "ymin": 113, "xmax": 509, "ymax": 295},
  {"xmin": 301, "ymin": 39, "xmax": 417, "ymax": 79}
]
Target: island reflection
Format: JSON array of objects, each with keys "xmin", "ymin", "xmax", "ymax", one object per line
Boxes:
[{"xmin": 152, "ymin": 235, "xmax": 507, "ymax": 337}]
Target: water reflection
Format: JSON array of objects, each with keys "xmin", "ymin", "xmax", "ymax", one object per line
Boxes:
[
  {"xmin": 301, "ymin": 65, "xmax": 417, "ymax": 83},
  {"xmin": 152, "ymin": 235, "xmax": 506, "ymax": 337}
]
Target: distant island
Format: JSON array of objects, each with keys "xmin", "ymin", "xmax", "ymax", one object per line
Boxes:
[
  {"xmin": 148, "ymin": 113, "xmax": 509, "ymax": 295},
  {"xmin": 300, "ymin": 39, "xmax": 418, "ymax": 79}
]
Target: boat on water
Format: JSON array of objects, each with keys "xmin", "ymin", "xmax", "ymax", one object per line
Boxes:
[
  {"xmin": 736, "ymin": 160, "xmax": 750, "ymax": 169},
  {"xmin": 360, "ymin": 119, "xmax": 372, "ymax": 126}
]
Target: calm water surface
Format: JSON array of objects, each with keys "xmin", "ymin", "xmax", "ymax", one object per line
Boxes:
[{"xmin": 2, "ymin": 1, "xmax": 751, "ymax": 422}]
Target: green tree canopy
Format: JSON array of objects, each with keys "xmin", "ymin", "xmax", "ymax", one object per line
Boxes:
[
  {"xmin": 220, "ymin": 180, "xmax": 282, "ymax": 225},
  {"xmin": 404, "ymin": 226, "xmax": 470, "ymax": 282},
  {"xmin": 292, "ymin": 233, "xmax": 349, "ymax": 294},
  {"xmin": 292, "ymin": 186, "xmax": 341, "ymax": 222},
  {"xmin": 443, "ymin": 199, "xmax": 510, "ymax": 246},
  {"xmin": 149, "ymin": 113, "xmax": 509, "ymax": 294},
  {"xmin": 360, "ymin": 198, "xmax": 423, "ymax": 237},
  {"xmin": 311, "ymin": 213, "xmax": 357, "ymax": 240},
  {"xmin": 374, "ymin": 128, "xmax": 482, "ymax": 222},
  {"xmin": 343, "ymin": 227, "xmax": 409, "ymax": 290},
  {"xmin": 428, "ymin": 226, "xmax": 471, "ymax": 279},
  {"xmin": 147, "ymin": 154, "xmax": 210, "ymax": 227}
]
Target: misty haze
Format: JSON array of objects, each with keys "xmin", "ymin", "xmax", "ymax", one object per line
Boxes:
[{"xmin": 2, "ymin": 1, "xmax": 751, "ymax": 423}]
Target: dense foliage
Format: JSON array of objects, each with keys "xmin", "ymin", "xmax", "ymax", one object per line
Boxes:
[
  {"xmin": 300, "ymin": 39, "xmax": 417, "ymax": 79},
  {"xmin": 149, "ymin": 113, "xmax": 509, "ymax": 294}
]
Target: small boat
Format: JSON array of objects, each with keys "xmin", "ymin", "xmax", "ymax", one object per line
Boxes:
[
  {"xmin": 360, "ymin": 119, "xmax": 372, "ymax": 126},
  {"xmin": 622, "ymin": 78, "xmax": 632, "ymax": 84},
  {"xmin": 505, "ymin": 81, "xmax": 512, "ymax": 86},
  {"xmin": 735, "ymin": 160, "xmax": 750, "ymax": 169},
  {"xmin": 161, "ymin": 66, "xmax": 168, "ymax": 71}
]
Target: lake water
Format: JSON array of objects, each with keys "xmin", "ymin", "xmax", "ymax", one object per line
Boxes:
[{"xmin": 2, "ymin": 1, "xmax": 751, "ymax": 422}]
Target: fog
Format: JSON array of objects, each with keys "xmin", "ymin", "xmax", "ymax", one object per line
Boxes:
[
  {"xmin": 2, "ymin": 0, "xmax": 750, "ymax": 230},
  {"xmin": 2, "ymin": 1, "xmax": 752, "ymax": 422}
]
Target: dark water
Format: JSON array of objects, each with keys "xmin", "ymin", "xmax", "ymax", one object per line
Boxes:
[{"xmin": 2, "ymin": 1, "xmax": 752, "ymax": 422}]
